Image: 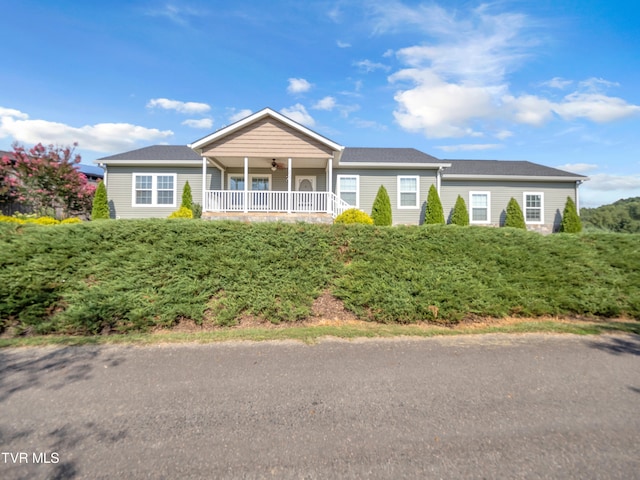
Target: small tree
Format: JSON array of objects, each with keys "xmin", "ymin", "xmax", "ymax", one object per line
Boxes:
[
  {"xmin": 425, "ymin": 184, "xmax": 445, "ymax": 224},
  {"xmin": 371, "ymin": 185, "xmax": 392, "ymax": 226},
  {"xmin": 181, "ymin": 181, "xmax": 193, "ymax": 211},
  {"xmin": 450, "ymin": 195, "xmax": 469, "ymax": 226},
  {"xmin": 560, "ymin": 196, "xmax": 582, "ymax": 233},
  {"xmin": 504, "ymin": 197, "xmax": 526, "ymax": 229},
  {"xmin": 91, "ymin": 181, "xmax": 110, "ymax": 220}
]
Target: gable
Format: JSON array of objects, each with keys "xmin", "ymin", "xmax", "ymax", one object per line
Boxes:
[{"xmin": 199, "ymin": 116, "xmax": 335, "ymax": 159}]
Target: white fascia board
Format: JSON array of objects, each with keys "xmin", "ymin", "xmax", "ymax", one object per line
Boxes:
[
  {"xmin": 338, "ymin": 162, "xmax": 452, "ymax": 169},
  {"xmin": 442, "ymin": 174, "xmax": 589, "ymax": 182},
  {"xmin": 189, "ymin": 107, "xmax": 345, "ymax": 153},
  {"xmin": 96, "ymin": 160, "xmax": 203, "ymax": 166}
]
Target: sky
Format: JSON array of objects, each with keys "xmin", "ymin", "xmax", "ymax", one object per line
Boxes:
[{"xmin": 1, "ymin": 0, "xmax": 639, "ymax": 207}]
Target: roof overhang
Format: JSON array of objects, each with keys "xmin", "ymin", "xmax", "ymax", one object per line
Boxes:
[
  {"xmin": 442, "ymin": 174, "xmax": 589, "ymax": 182},
  {"xmin": 189, "ymin": 107, "xmax": 345, "ymax": 153},
  {"xmin": 338, "ymin": 162, "xmax": 452, "ymax": 169}
]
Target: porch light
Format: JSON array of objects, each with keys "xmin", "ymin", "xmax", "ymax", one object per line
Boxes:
[{"xmin": 271, "ymin": 159, "xmax": 277, "ymax": 171}]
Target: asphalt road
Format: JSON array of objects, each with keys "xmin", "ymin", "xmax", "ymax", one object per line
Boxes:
[{"xmin": 1, "ymin": 334, "xmax": 639, "ymax": 479}]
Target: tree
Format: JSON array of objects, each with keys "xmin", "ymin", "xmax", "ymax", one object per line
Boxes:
[
  {"xmin": 91, "ymin": 181, "xmax": 110, "ymax": 220},
  {"xmin": 504, "ymin": 197, "xmax": 526, "ymax": 229},
  {"xmin": 181, "ymin": 181, "xmax": 193, "ymax": 211},
  {"xmin": 425, "ymin": 184, "xmax": 445, "ymax": 224},
  {"xmin": 450, "ymin": 195, "xmax": 469, "ymax": 226},
  {"xmin": 0, "ymin": 152, "xmax": 20, "ymax": 205},
  {"xmin": 6, "ymin": 143, "xmax": 95, "ymax": 217},
  {"xmin": 371, "ymin": 185, "xmax": 392, "ymax": 226},
  {"xmin": 560, "ymin": 196, "xmax": 582, "ymax": 233}
]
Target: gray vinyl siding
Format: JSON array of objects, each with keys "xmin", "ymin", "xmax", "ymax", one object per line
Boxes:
[
  {"xmin": 106, "ymin": 166, "xmax": 204, "ymax": 219},
  {"xmin": 334, "ymin": 169, "xmax": 437, "ymax": 225},
  {"xmin": 441, "ymin": 180, "xmax": 578, "ymax": 232}
]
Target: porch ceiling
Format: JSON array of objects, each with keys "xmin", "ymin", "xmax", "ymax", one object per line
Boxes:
[{"xmin": 208, "ymin": 156, "xmax": 329, "ymax": 169}]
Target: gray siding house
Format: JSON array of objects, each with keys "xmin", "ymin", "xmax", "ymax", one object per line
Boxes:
[{"xmin": 96, "ymin": 108, "xmax": 587, "ymax": 232}]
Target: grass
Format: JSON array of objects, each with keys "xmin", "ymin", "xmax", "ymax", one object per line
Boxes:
[{"xmin": 0, "ymin": 220, "xmax": 639, "ymax": 339}]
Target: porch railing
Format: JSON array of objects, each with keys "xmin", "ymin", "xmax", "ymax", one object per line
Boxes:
[{"xmin": 204, "ymin": 191, "xmax": 351, "ymax": 218}]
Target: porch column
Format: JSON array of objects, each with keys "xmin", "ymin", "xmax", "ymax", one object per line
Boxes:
[
  {"xmin": 287, "ymin": 157, "xmax": 292, "ymax": 214},
  {"xmin": 326, "ymin": 158, "xmax": 333, "ymax": 214},
  {"xmin": 244, "ymin": 156, "xmax": 249, "ymax": 213},
  {"xmin": 201, "ymin": 157, "xmax": 207, "ymax": 212}
]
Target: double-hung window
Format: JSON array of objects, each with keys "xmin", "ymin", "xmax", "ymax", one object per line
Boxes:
[
  {"xmin": 397, "ymin": 176, "xmax": 419, "ymax": 209},
  {"xmin": 337, "ymin": 175, "xmax": 359, "ymax": 208},
  {"xmin": 469, "ymin": 191, "xmax": 490, "ymax": 223},
  {"xmin": 132, "ymin": 173, "xmax": 176, "ymax": 207},
  {"xmin": 524, "ymin": 192, "xmax": 544, "ymax": 224}
]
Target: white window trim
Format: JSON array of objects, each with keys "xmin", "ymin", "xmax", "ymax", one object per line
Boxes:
[
  {"xmin": 469, "ymin": 191, "xmax": 491, "ymax": 224},
  {"xmin": 523, "ymin": 192, "xmax": 544, "ymax": 225},
  {"xmin": 131, "ymin": 173, "xmax": 177, "ymax": 208},
  {"xmin": 226, "ymin": 173, "xmax": 272, "ymax": 190},
  {"xmin": 397, "ymin": 175, "xmax": 420, "ymax": 209},
  {"xmin": 337, "ymin": 174, "xmax": 359, "ymax": 208}
]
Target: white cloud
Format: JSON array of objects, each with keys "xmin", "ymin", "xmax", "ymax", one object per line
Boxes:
[
  {"xmin": 287, "ymin": 78, "xmax": 312, "ymax": 94},
  {"xmin": 147, "ymin": 98, "xmax": 211, "ymax": 114},
  {"xmin": 555, "ymin": 163, "xmax": 598, "ymax": 174},
  {"xmin": 280, "ymin": 104, "xmax": 315, "ymax": 127},
  {"xmin": 383, "ymin": 49, "xmax": 394, "ymax": 58},
  {"xmin": 144, "ymin": 4, "xmax": 203, "ymax": 26},
  {"xmin": 503, "ymin": 94, "xmax": 555, "ymax": 126},
  {"xmin": 583, "ymin": 173, "xmax": 640, "ymax": 191},
  {"xmin": 495, "ymin": 129, "xmax": 513, "ymax": 140},
  {"xmin": 436, "ymin": 143, "xmax": 501, "ymax": 152},
  {"xmin": 182, "ymin": 118, "xmax": 213, "ymax": 129},
  {"xmin": 352, "ymin": 118, "xmax": 387, "ymax": 130},
  {"xmin": 313, "ymin": 96, "xmax": 336, "ymax": 111},
  {"xmin": 554, "ymin": 92, "xmax": 640, "ymax": 123},
  {"xmin": 336, "ymin": 40, "xmax": 351, "ymax": 48},
  {"xmin": 227, "ymin": 108, "xmax": 253, "ymax": 123},
  {"xmin": 542, "ymin": 77, "xmax": 573, "ymax": 89},
  {"xmin": 0, "ymin": 107, "xmax": 173, "ymax": 152},
  {"xmin": 354, "ymin": 59, "xmax": 390, "ymax": 73}
]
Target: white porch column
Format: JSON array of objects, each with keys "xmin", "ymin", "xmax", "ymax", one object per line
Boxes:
[
  {"xmin": 244, "ymin": 156, "xmax": 249, "ymax": 213},
  {"xmin": 326, "ymin": 158, "xmax": 333, "ymax": 214},
  {"xmin": 287, "ymin": 157, "xmax": 292, "ymax": 214},
  {"xmin": 201, "ymin": 157, "xmax": 207, "ymax": 212}
]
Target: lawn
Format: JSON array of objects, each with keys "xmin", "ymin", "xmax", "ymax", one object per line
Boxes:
[{"xmin": 0, "ymin": 220, "xmax": 638, "ymax": 338}]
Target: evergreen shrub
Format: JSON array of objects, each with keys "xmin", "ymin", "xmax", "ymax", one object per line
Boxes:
[
  {"xmin": 560, "ymin": 196, "xmax": 582, "ymax": 233},
  {"xmin": 425, "ymin": 185, "xmax": 445, "ymax": 224},
  {"xmin": 181, "ymin": 181, "xmax": 193, "ymax": 211},
  {"xmin": 91, "ymin": 181, "xmax": 110, "ymax": 220},
  {"xmin": 505, "ymin": 197, "xmax": 526, "ymax": 229},
  {"xmin": 450, "ymin": 195, "xmax": 469, "ymax": 226},
  {"xmin": 334, "ymin": 208, "xmax": 374, "ymax": 225},
  {"xmin": 371, "ymin": 185, "xmax": 392, "ymax": 226}
]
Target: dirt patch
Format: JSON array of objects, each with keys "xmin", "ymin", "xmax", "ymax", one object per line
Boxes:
[{"xmin": 308, "ymin": 290, "xmax": 359, "ymax": 323}]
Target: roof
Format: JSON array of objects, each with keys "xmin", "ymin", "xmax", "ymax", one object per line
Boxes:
[
  {"xmin": 189, "ymin": 107, "xmax": 344, "ymax": 153},
  {"xmin": 341, "ymin": 147, "xmax": 442, "ymax": 164},
  {"xmin": 96, "ymin": 145, "xmax": 202, "ymax": 163},
  {"xmin": 444, "ymin": 160, "xmax": 587, "ymax": 178},
  {"xmin": 76, "ymin": 164, "xmax": 104, "ymax": 177}
]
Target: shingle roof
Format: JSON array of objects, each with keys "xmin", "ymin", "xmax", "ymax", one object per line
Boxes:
[
  {"xmin": 342, "ymin": 147, "xmax": 443, "ymax": 164},
  {"xmin": 97, "ymin": 145, "xmax": 202, "ymax": 161},
  {"xmin": 444, "ymin": 160, "xmax": 586, "ymax": 178}
]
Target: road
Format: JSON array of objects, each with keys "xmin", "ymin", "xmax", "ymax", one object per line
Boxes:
[{"xmin": 1, "ymin": 334, "xmax": 639, "ymax": 479}]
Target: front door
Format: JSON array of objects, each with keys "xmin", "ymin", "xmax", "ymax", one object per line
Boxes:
[{"xmin": 295, "ymin": 176, "xmax": 316, "ymax": 211}]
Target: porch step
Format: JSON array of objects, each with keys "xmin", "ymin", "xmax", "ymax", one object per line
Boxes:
[{"xmin": 202, "ymin": 212, "xmax": 334, "ymax": 224}]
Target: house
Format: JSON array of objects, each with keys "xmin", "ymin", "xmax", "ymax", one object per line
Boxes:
[{"xmin": 95, "ymin": 107, "xmax": 587, "ymax": 232}]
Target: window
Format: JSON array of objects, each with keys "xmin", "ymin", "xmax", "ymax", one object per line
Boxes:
[
  {"xmin": 397, "ymin": 176, "xmax": 419, "ymax": 209},
  {"xmin": 469, "ymin": 191, "xmax": 490, "ymax": 223},
  {"xmin": 337, "ymin": 175, "xmax": 359, "ymax": 207},
  {"xmin": 524, "ymin": 192, "xmax": 544, "ymax": 224},
  {"xmin": 132, "ymin": 173, "xmax": 176, "ymax": 207}
]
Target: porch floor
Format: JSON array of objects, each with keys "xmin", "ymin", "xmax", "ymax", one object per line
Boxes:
[{"xmin": 202, "ymin": 212, "xmax": 334, "ymax": 224}]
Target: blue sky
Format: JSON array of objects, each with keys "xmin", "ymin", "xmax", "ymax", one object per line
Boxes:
[{"xmin": 1, "ymin": 0, "xmax": 639, "ymax": 207}]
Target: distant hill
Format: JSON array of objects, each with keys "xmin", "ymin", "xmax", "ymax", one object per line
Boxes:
[{"xmin": 581, "ymin": 197, "xmax": 640, "ymax": 233}]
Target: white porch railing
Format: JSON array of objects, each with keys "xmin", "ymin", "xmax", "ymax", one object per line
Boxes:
[{"xmin": 204, "ymin": 191, "xmax": 351, "ymax": 218}]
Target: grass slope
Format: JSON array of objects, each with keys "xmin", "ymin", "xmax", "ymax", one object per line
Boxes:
[{"xmin": 1, "ymin": 221, "xmax": 638, "ymax": 337}]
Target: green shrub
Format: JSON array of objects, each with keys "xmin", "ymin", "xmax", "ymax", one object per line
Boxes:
[
  {"xmin": 560, "ymin": 196, "xmax": 582, "ymax": 233},
  {"xmin": 181, "ymin": 181, "xmax": 193, "ymax": 211},
  {"xmin": 425, "ymin": 185, "xmax": 445, "ymax": 224},
  {"xmin": 91, "ymin": 181, "xmax": 110, "ymax": 220},
  {"xmin": 504, "ymin": 198, "xmax": 526, "ymax": 229},
  {"xmin": 192, "ymin": 203, "xmax": 202, "ymax": 219},
  {"xmin": 61, "ymin": 217, "xmax": 82, "ymax": 224},
  {"xmin": 370, "ymin": 185, "xmax": 392, "ymax": 226},
  {"xmin": 334, "ymin": 208, "xmax": 374, "ymax": 225},
  {"xmin": 168, "ymin": 207, "xmax": 193, "ymax": 219},
  {"xmin": 450, "ymin": 195, "xmax": 469, "ymax": 226},
  {"xmin": 0, "ymin": 215, "xmax": 25, "ymax": 224},
  {"xmin": 25, "ymin": 216, "xmax": 60, "ymax": 225}
]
